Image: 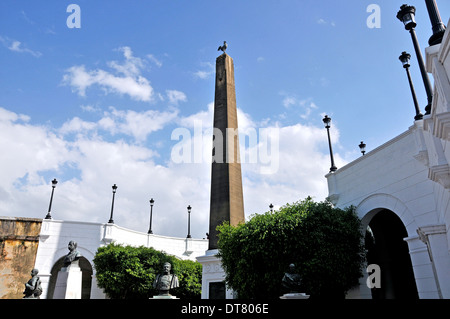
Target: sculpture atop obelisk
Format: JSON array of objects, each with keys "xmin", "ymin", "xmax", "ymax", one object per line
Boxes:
[{"xmin": 209, "ymin": 45, "xmax": 245, "ymax": 250}]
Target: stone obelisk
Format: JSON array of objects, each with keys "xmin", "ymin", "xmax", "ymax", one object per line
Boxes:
[{"xmin": 208, "ymin": 51, "xmax": 245, "ymax": 250}]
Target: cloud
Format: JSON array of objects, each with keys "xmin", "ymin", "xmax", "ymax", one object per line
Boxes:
[
  {"xmin": 280, "ymin": 94, "xmax": 319, "ymax": 119},
  {"xmin": 194, "ymin": 62, "xmax": 214, "ymax": 79},
  {"xmin": 147, "ymin": 54, "xmax": 163, "ymax": 68},
  {"xmin": 108, "ymin": 46, "xmax": 146, "ymax": 77},
  {"xmin": 60, "ymin": 107, "xmax": 179, "ymax": 142},
  {"xmin": 0, "ymin": 36, "xmax": 42, "ymax": 57},
  {"xmin": 62, "ymin": 47, "xmax": 154, "ymax": 101},
  {"xmin": 0, "ymin": 106, "xmax": 200, "ymax": 236},
  {"xmin": 316, "ymin": 18, "xmax": 336, "ymax": 27},
  {"xmin": 0, "ymin": 103, "xmax": 344, "ymax": 239},
  {"xmin": 0, "ymin": 107, "xmax": 72, "ymax": 188},
  {"xmin": 282, "ymin": 96, "xmax": 297, "ymax": 108},
  {"xmin": 166, "ymin": 90, "xmax": 187, "ymax": 105}
]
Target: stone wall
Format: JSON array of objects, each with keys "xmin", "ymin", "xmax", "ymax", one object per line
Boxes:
[{"xmin": 0, "ymin": 217, "xmax": 42, "ymax": 299}]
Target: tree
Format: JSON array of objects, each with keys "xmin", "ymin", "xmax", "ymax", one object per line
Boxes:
[
  {"xmin": 93, "ymin": 243, "xmax": 202, "ymax": 299},
  {"xmin": 217, "ymin": 197, "xmax": 365, "ymax": 299}
]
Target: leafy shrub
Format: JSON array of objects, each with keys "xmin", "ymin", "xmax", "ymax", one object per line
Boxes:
[
  {"xmin": 93, "ymin": 243, "xmax": 202, "ymax": 299},
  {"xmin": 217, "ymin": 197, "xmax": 365, "ymax": 299}
]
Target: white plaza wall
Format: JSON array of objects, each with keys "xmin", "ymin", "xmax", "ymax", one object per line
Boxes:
[{"xmin": 34, "ymin": 219, "xmax": 208, "ymax": 299}]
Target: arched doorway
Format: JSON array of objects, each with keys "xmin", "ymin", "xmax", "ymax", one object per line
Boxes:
[
  {"xmin": 47, "ymin": 256, "xmax": 93, "ymax": 299},
  {"xmin": 364, "ymin": 209, "xmax": 418, "ymax": 299}
]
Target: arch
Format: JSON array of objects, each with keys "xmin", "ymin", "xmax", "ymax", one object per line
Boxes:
[
  {"xmin": 364, "ymin": 209, "xmax": 418, "ymax": 299},
  {"xmin": 355, "ymin": 194, "xmax": 420, "ymax": 299},
  {"xmin": 356, "ymin": 193, "xmax": 418, "ymax": 237},
  {"xmin": 46, "ymin": 256, "xmax": 93, "ymax": 299},
  {"xmin": 40, "ymin": 245, "xmax": 96, "ymax": 276}
]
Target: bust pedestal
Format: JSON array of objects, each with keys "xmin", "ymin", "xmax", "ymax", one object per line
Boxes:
[
  {"xmin": 151, "ymin": 295, "xmax": 179, "ymax": 299},
  {"xmin": 53, "ymin": 261, "xmax": 82, "ymax": 299},
  {"xmin": 280, "ymin": 293, "xmax": 310, "ymax": 299}
]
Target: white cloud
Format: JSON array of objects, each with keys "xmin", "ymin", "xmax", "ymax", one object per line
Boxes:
[
  {"xmin": 0, "ymin": 107, "xmax": 72, "ymax": 188},
  {"xmin": 62, "ymin": 47, "xmax": 154, "ymax": 102},
  {"xmin": 147, "ymin": 54, "xmax": 163, "ymax": 68},
  {"xmin": 0, "ymin": 36, "xmax": 42, "ymax": 57},
  {"xmin": 59, "ymin": 116, "xmax": 97, "ymax": 135},
  {"xmin": 166, "ymin": 90, "xmax": 187, "ymax": 105},
  {"xmin": 280, "ymin": 94, "xmax": 319, "ymax": 120},
  {"xmin": 59, "ymin": 107, "xmax": 179, "ymax": 142},
  {"xmin": 108, "ymin": 46, "xmax": 145, "ymax": 77},
  {"xmin": 316, "ymin": 18, "xmax": 336, "ymax": 27},
  {"xmin": 0, "ymin": 107, "xmax": 30, "ymax": 123},
  {"xmin": 0, "ymin": 104, "xmax": 344, "ymax": 239},
  {"xmin": 282, "ymin": 96, "xmax": 297, "ymax": 108},
  {"xmin": 80, "ymin": 104, "xmax": 100, "ymax": 113},
  {"xmin": 193, "ymin": 62, "xmax": 214, "ymax": 79},
  {"xmin": 107, "ymin": 107, "xmax": 179, "ymax": 142}
]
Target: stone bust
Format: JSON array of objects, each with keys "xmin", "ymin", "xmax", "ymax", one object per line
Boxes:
[
  {"xmin": 23, "ymin": 268, "xmax": 42, "ymax": 299},
  {"xmin": 282, "ymin": 263, "xmax": 302, "ymax": 293},
  {"xmin": 153, "ymin": 262, "xmax": 179, "ymax": 296},
  {"xmin": 63, "ymin": 240, "xmax": 82, "ymax": 267}
]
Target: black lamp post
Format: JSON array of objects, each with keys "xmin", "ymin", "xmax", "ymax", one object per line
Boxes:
[
  {"xmin": 424, "ymin": 0, "xmax": 446, "ymax": 46},
  {"xmin": 45, "ymin": 178, "xmax": 58, "ymax": 219},
  {"xmin": 186, "ymin": 205, "xmax": 192, "ymax": 238},
  {"xmin": 399, "ymin": 51, "xmax": 424, "ymax": 121},
  {"xmin": 359, "ymin": 141, "xmax": 367, "ymax": 156},
  {"xmin": 269, "ymin": 203, "xmax": 274, "ymax": 213},
  {"xmin": 148, "ymin": 198, "xmax": 154, "ymax": 234},
  {"xmin": 108, "ymin": 184, "xmax": 117, "ymax": 224},
  {"xmin": 397, "ymin": 4, "xmax": 433, "ymax": 115},
  {"xmin": 323, "ymin": 115, "xmax": 337, "ymax": 172}
]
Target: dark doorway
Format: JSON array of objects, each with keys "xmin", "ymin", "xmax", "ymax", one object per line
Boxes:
[
  {"xmin": 47, "ymin": 256, "xmax": 93, "ymax": 299},
  {"xmin": 365, "ymin": 209, "xmax": 418, "ymax": 299},
  {"xmin": 209, "ymin": 281, "xmax": 226, "ymax": 299}
]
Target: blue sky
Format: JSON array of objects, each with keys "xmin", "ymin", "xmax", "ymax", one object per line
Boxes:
[{"xmin": 0, "ymin": 1, "xmax": 448, "ymax": 238}]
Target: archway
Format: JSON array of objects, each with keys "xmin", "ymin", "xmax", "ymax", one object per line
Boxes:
[
  {"xmin": 47, "ymin": 256, "xmax": 93, "ymax": 299},
  {"xmin": 364, "ymin": 209, "xmax": 418, "ymax": 299}
]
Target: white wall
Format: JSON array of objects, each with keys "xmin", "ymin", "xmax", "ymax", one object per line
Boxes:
[{"xmin": 34, "ymin": 219, "xmax": 208, "ymax": 299}]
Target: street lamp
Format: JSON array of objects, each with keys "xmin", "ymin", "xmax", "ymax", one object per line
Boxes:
[
  {"xmin": 45, "ymin": 178, "xmax": 58, "ymax": 219},
  {"xmin": 397, "ymin": 4, "xmax": 433, "ymax": 115},
  {"xmin": 323, "ymin": 115, "xmax": 337, "ymax": 172},
  {"xmin": 269, "ymin": 203, "xmax": 274, "ymax": 213},
  {"xmin": 186, "ymin": 205, "xmax": 192, "ymax": 238},
  {"xmin": 148, "ymin": 198, "xmax": 155, "ymax": 234},
  {"xmin": 108, "ymin": 184, "xmax": 118, "ymax": 224},
  {"xmin": 399, "ymin": 51, "xmax": 424, "ymax": 121},
  {"xmin": 359, "ymin": 141, "xmax": 367, "ymax": 156},
  {"xmin": 424, "ymin": 0, "xmax": 446, "ymax": 46}
]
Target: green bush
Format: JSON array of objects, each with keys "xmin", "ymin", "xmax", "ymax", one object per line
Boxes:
[
  {"xmin": 93, "ymin": 243, "xmax": 202, "ymax": 299},
  {"xmin": 217, "ymin": 197, "xmax": 365, "ymax": 299}
]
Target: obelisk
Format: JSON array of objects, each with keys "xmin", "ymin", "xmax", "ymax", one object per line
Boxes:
[{"xmin": 208, "ymin": 50, "xmax": 245, "ymax": 250}]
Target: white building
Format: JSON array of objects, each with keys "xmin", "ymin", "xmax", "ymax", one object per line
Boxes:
[
  {"xmin": 34, "ymin": 219, "xmax": 208, "ymax": 299},
  {"xmin": 328, "ymin": 19, "xmax": 450, "ymax": 299}
]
